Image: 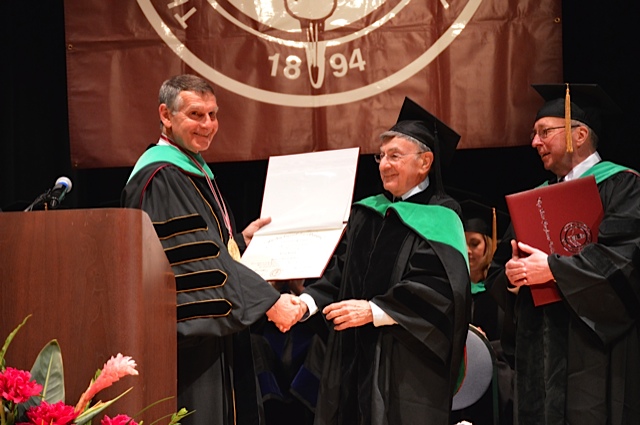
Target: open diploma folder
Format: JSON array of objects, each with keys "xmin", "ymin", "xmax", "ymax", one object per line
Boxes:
[
  {"xmin": 505, "ymin": 175, "xmax": 604, "ymax": 306},
  {"xmin": 240, "ymin": 148, "xmax": 359, "ymax": 280}
]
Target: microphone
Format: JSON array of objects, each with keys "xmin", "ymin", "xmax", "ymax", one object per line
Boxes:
[
  {"xmin": 24, "ymin": 176, "xmax": 73, "ymax": 211},
  {"xmin": 46, "ymin": 176, "xmax": 73, "ymax": 209}
]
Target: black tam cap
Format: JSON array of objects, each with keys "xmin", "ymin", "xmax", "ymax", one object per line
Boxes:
[
  {"xmin": 533, "ymin": 83, "xmax": 621, "ymax": 137},
  {"xmin": 381, "ymin": 97, "xmax": 461, "ymax": 195}
]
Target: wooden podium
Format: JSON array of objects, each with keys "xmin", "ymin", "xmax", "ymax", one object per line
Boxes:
[{"xmin": 0, "ymin": 208, "xmax": 176, "ymax": 420}]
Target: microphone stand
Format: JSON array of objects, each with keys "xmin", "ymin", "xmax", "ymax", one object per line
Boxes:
[{"xmin": 24, "ymin": 190, "xmax": 52, "ymax": 212}]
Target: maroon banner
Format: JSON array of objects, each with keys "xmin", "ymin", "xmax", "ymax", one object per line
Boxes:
[{"xmin": 64, "ymin": 0, "xmax": 562, "ymax": 168}]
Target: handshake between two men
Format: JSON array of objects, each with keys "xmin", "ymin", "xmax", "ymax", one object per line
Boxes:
[
  {"xmin": 244, "ymin": 219, "xmax": 374, "ymax": 333},
  {"xmin": 264, "ymin": 281, "xmax": 375, "ymax": 333}
]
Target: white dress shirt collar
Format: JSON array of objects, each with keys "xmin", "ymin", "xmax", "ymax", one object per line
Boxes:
[
  {"xmin": 562, "ymin": 151, "xmax": 601, "ymax": 182},
  {"xmin": 399, "ymin": 176, "xmax": 430, "ymax": 201}
]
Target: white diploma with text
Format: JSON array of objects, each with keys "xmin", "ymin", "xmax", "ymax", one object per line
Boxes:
[{"xmin": 240, "ymin": 148, "xmax": 360, "ymax": 280}]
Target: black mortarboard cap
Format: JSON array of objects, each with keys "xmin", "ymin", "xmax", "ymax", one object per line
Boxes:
[
  {"xmin": 388, "ymin": 97, "xmax": 461, "ymax": 167},
  {"xmin": 533, "ymin": 83, "xmax": 621, "ymax": 137},
  {"xmin": 460, "ymin": 199, "xmax": 510, "ymax": 253},
  {"xmin": 383, "ymin": 97, "xmax": 461, "ymax": 195},
  {"xmin": 461, "ymin": 200, "xmax": 494, "ymax": 237}
]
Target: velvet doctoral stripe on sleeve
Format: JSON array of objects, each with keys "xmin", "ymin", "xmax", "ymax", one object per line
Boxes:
[
  {"xmin": 307, "ymin": 189, "xmax": 472, "ymax": 425},
  {"xmin": 551, "ymin": 170, "xmax": 640, "ymax": 345},
  {"xmin": 504, "ymin": 166, "xmax": 640, "ymax": 425},
  {"xmin": 364, "ymin": 201, "xmax": 471, "ymax": 371},
  {"xmin": 122, "ymin": 163, "xmax": 280, "ymax": 340}
]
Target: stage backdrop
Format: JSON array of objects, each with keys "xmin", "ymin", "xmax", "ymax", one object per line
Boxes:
[{"xmin": 64, "ymin": 0, "xmax": 561, "ymax": 168}]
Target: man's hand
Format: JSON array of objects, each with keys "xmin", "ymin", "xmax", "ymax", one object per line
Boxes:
[
  {"xmin": 242, "ymin": 217, "xmax": 272, "ymax": 246},
  {"xmin": 505, "ymin": 239, "xmax": 524, "ymax": 293},
  {"xmin": 266, "ymin": 293, "xmax": 305, "ymax": 332},
  {"xmin": 505, "ymin": 240, "xmax": 555, "ymax": 287},
  {"xmin": 323, "ymin": 299, "xmax": 372, "ymax": 331}
]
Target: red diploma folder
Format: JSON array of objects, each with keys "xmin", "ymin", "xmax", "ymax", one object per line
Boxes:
[{"xmin": 505, "ymin": 175, "xmax": 604, "ymax": 306}]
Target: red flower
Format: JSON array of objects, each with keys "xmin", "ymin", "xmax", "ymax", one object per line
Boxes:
[
  {"xmin": 0, "ymin": 367, "xmax": 43, "ymax": 404},
  {"xmin": 24, "ymin": 401, "xmax": 78, "ymax": 425},
  {"xmin": 75, "ymin": 354, "xmax": 138, "ymax": 413},
  {"xmin": 100, "ymin": 414, "xmax": 139, "ymax": 425}
]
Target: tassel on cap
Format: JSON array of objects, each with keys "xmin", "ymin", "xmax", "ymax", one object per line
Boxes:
[
  {"xmin": 491, "ymin": 207, "xmax": 497, "ymax": 256},
  {"xmin": 564, "ymin": 83, "xmax": 573, "ymax": 153},
  {"xmin": 460, "ymin": 200, "xmax": 504, "ymax": 256},
  {"xmin": 533, "ymin": 83, "xmax": 622, "ymax": 150}
]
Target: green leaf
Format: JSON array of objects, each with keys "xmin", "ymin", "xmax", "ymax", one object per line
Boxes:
[
  {"xmin": 28, "ymin": 340, "xmax": 65, "ymax": 406},
  {"xmin": 0, "ymin": 314, "xmax": 31, "ymax": 367},
  {"xmin": 147, "ymin": 412, "xmax": 174, "ymax": 425},
  {"xmin": 74, "ymin": 387, "xmax": 133, "ymax": 425},
  {"xmin": 132, "ymin": 396, "xmax": 173, "ymax": 419}
]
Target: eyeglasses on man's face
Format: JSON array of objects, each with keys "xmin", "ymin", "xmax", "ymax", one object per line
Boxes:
[
  {"xmin": 530, "ymin": 125, "xmax": 579, "ymax": 141},
  {"xmin": 374, "ymin": 151, "xmax": 423, "ymax": 164}
]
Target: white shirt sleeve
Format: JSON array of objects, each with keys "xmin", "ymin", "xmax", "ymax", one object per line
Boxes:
[
  {"xmin": 298, "ymin": 293, "xmax": 318, "ymax": 322},
  {"xmin": 369, "ymin": 301, "xmax": 397, "ymax": 327}
]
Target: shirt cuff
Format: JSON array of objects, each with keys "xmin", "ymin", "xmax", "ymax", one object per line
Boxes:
[
  {"xmin": 369, "ymin": 301, "xmax": 397, "ymax": 327},
  {"xmin": 299, "ymin": 293, "xmax": 318, "ymax": 322}
]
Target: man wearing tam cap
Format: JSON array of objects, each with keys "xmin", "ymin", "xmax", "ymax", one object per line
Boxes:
[
  {"xmin": 272, "ymin": 97, "xmax": 471, "ymax": 424},
  {"xmin": 488, "ymin": 83, "xmax": 640, "ymax": 424}
]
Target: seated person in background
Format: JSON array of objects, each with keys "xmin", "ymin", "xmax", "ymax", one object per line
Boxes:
[
  {"xmin": 461, "ymin": 200, "xmax": 503, "ymax": 341},
  {"xmin": 452, "ymin": 200, "xmax": 514, "ymax": 425}
]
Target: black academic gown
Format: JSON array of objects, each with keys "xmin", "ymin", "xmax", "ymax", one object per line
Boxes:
[
  {"xmin": 488, "ymin": 169, "xmax": 640, "ymax": 425},
  {"xmin": 122, "ymin": 160, "xmax": 280, "ymax": 425},
  {"xmin": 303, "ymin": 187, "xmax": 471, "ymax": 425},
  {"xmin": 471, "ymin": 288, "xmax": 502, "ymax": 342}
]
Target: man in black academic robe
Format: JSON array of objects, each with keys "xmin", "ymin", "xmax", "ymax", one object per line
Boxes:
[
  {"xmin": 273, "ymin": 98, "xmax": 472, "ymax": 425},
  {"xmin": 121, "ymin": 74, "xmax": 298, "ymax": 425},
  {"xmin": 488, "ymin": 84, "xmax": 640, "ymax": 424}
]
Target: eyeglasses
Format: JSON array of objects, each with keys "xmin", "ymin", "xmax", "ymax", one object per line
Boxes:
[
  {"xmin": 530, "ymin": 125, "xmax": 579, "ymax": 141},
  {"xmin": 374, "ymin": 152, "xmax": 423, "ymax": 164}
]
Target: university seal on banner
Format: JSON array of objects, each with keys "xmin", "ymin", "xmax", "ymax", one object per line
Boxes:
[
  {"xmin": 137, "ymin": 0, "xmax": 482, "ymax": 107},
  {"xmin": 560, "ymin": 221, "xmax": 592, "ymax": 253}
]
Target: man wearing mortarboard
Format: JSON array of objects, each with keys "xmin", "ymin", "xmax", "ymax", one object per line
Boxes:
[
  {"xmin": 281, "ymin": 97, "xmax": 472, "ymax": 424},
  {"xmin": 489, "ymin": 83, "xmax": 640, "ymax": 424}
]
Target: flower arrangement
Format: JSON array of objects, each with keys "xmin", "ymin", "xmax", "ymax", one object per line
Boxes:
[{"xmin": 0, "ymin": 316, "xmax": 191, "ymax": 425}]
